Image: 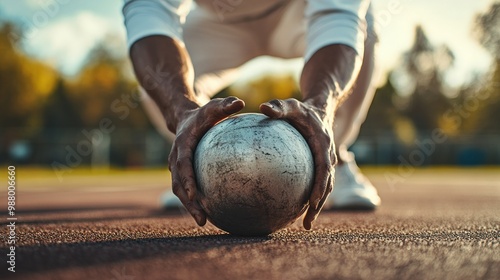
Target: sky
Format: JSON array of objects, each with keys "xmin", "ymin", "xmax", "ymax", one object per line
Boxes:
[{"xmin": 0, "ymin": 0, "xmax": 496, "ymax": 87}]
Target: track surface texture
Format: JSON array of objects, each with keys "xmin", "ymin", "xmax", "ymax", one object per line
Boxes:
[{"xmin": 1, "ymin": 168, "xmax": 499, "ymax": 280}]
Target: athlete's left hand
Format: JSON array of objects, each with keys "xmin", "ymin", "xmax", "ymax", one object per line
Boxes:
[{"xmin": 260, "ymin": 98, "xmax": 337, "ymax": 230}]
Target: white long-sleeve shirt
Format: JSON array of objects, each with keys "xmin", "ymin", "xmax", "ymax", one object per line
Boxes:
[{"xmin": 123, "ymin": 0, "xmax": 370, "ymax": 61}]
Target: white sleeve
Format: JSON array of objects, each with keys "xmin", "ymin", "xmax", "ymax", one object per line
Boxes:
[
  {"xmin": 122, "ymin": 0, "xmax": 192, "ymax": 50},
  {"xmin": 305, "ymin": 0, "xmax": 371, "ymax": 61}
]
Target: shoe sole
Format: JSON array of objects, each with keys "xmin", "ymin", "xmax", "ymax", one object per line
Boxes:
[
  {"xmin": 330, "ymin": 204, "xmax": 377, "ymax": 211},
  {"xmin": 329, "ymin": 195, "xmax": 379, "ymax": 211}
]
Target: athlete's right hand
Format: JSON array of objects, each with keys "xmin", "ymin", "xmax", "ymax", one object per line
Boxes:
[{"xmin": 168, "ymin": 97, "xmax": 245, "ymax": 226}]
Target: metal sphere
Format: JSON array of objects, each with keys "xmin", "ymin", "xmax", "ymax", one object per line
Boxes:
[{"xmin": 194, "ymin": 113, "xmax": 314, "ymax": 236}]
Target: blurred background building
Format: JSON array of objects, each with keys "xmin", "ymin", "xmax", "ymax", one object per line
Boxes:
[{"xmin": 0, "ymin": 0, "xmax": 499, "ymax": 168}]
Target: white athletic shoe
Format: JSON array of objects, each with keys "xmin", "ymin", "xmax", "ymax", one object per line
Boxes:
[
  {"xmin": 160, "ymin": 190, "xmax": 184, "ymax": 210},
  {"xmin": 324, "ymin": 152, "xmax": 381, "ymax": 210}
]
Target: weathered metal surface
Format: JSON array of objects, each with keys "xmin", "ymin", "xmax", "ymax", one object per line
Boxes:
[{"xmin": 194, "ymin": 113, "xmax": 314, "ymax": 236}]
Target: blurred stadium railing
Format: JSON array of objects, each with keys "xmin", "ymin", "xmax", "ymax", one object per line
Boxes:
[{"xmin": 1, "ymin": 129, "xmax": 499, "ymax": 167}]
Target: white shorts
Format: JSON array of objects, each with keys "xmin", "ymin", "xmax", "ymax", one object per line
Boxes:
[{"xmin": 182, "ymin": 0, "xmax": 376, "ymax": 97}]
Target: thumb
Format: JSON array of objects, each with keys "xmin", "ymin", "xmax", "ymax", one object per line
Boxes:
[
  {"xmin": 259, "ymin": 99, "xmax": 286, "ymax": 119},
  {"xmin": 201, "ymin": 97, "xmax": 245, "ymax": 127},
  {"xmin": 260, "ymin": 99, "xmax": 303, "ymax": 119}
]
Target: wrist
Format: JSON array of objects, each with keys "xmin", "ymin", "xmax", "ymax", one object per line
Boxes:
[
  {"xmin": 301, "ymin": 74, "xmax": 342, "ymax": 123},
  {"xmin": 165, "ymin": 91, "xmax": 201, "ymax": 133},
  {"xmin": 303, "ymin": 90, "xmax": 338, "ymax": 124}
]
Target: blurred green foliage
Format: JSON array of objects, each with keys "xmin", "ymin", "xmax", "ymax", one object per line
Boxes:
[{"xmin": 0, "ymin": 3, "xmax": 499, "ymax": 166}]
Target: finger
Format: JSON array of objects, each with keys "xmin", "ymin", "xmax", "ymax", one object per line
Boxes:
[
  {"xmin": 221, "ymin": 96, "xmax": 245, "ymax": 115},
  {"xmin": 200, "ymin": 97, "xmax": 245, "ymax": 129},
  {"xmin": 261, "ymin": 99, "xmax": 314, "ymax": 131},
  {"xmin": 176, "ymin": 146, "xmax": 197, "ymax": 201},
  {"xmin": 310, "ymin": 156, "xmax": 332, "ymax": 209},
  {"xmin": 314, "ymin": 171, "xmax": 334, "ymax": 212},
  {"xmin": 175, "ymin": 144, "xmax": 206, "ymax": 224},
  {"xmin": 303, "ymin": 173, "xmax": 333, "ymax": 230},
  {"xmin": 171, "ymin": 164, "xmax": 207, "ymax": 226},
  {"xmin": 311, "ymin": 130, "xmax": 335, "ymax": 207},
  {"xmin": 259, "ymin": 99, "xmax": 285, "ymax": 118},
  {"xmin": 169, "ymin": 147, "xmax": 206, "ymax": 226},
  {"xmin": 294, "ymin": 129, "xmax": 333, "ymax": 211}
]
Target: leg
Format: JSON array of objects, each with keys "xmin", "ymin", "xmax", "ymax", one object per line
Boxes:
[
  {"xmin": 334, "ymin": 26, "xmax": 378, "ymax": 162},
  {"xmin": 326, "ymin": 8, "xmax": 381, "ymax": 210}
]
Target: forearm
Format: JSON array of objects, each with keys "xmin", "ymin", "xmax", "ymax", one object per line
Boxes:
[
  {"xmin": 130, "ymin": 35, "xmax": 200, "ymax": 133},
  {"xmin": 300, "ymin": 44, "xmax": 362, "ymax": 121}
]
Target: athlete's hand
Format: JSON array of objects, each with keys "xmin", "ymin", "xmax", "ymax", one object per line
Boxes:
[
  {"xmin": 260, "ymin": 98, "xmax": 336, "ymax": 230},
  {"xmin": 169, "ymin": 97, "xmax": 245, "ymax": 226}
]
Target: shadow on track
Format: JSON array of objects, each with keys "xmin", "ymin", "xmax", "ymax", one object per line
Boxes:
[
  {"xmin": 1, "ymin": 207, "xmax": 189, "ymax": 226},
  {"xmin": 13, "ymin": 234, "xmax": 270, "ymax": 275}
]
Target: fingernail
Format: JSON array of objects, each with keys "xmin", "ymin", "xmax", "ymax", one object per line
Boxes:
[{"xmin": 225, "ymin": 97, "xmax": 237, "ymax": 106}]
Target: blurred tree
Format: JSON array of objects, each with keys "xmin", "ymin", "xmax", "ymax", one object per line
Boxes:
[
  {"xmin": 42, "ymin": 79, "xmax": 82, "ymax": 128},
  {"xmin": 0, "ymin": 23, "xmax": 58, "ymax": 131},
  {"xmin": 0, "ymin": 22, "xmax": 159, "ymax": 166},
  {"xmin": 65, "ymin": 39, "xmax": 151, "ymax": 167},
  {"xmin": 359, "ymin": 77, "xmax": 404, "ymax": 139},
  {"xmin": 464, "ymin": 3, "xmax": 500, "ymax": 133},
  {"xmin": 66, "ymin": 41, "xmax": 149, "ymax": 129},
  {"xmin": 391, "ymin": 26, "xmax": 454, "ymax": 133},
  {"xmin": 474, "ymin": 3, "xmax": 500, "ymax": 60}
]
